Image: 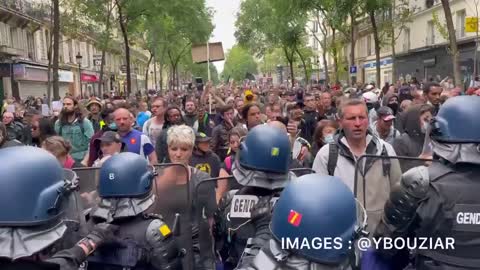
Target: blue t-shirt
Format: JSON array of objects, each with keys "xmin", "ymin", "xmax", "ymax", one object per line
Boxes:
[
  {"xmin": 137, "ymin": 112, "xmax": 150, "ymax": 128},
  {"xmin": 121, "ymin": 129, "xmax": 154, "ymax": 158}
]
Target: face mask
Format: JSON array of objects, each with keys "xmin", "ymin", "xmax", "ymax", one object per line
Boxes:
[
  {"xmin": 323, "ymin": 134, "xmax": 335, "ymax": 144},
  {"xmin": 388, "ymin": 103, "xmax": 399, "ymax": 114},
  {"xmin": 366, "ymin": 103, "xmax": 374, "ymax": 111},
  {"xmin": 108, "ymin": 123, "xmax": 117, "ymax": 130}
]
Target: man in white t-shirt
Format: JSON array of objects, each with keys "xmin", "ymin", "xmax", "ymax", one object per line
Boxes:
[{"xmin": 142, "ymin": 97, "xmax": 166, "ymax": 145}]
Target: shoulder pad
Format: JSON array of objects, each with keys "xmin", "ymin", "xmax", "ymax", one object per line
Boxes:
[
  {"xmin": 401, "ymin": 166, "xmax": 430, "ymax": 199},
  {"xmin": 145, "ymin": 219, "xmax": 172, "ymax": 246}
]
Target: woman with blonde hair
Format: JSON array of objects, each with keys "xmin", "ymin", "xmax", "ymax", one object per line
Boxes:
[{"xmin": 150, "ymin": 124, "xmax": 216, "ymax": 270}]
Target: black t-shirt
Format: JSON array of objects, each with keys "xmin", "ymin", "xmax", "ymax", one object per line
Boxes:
[{"xmin": 189, "ymin": 150, "xmax": 221, "ymax": 177}]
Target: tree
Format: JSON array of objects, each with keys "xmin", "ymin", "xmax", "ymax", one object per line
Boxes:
[
  {"xmin": 222, "ymin": 45, "xmax": 258, "ymax": 81},
  {"xmin": 190, "ymin": 62, "xmax": 219, "ymax": 84},
  {"xmin": 52, "ymin": 0, "xmax": 60, "ymax": 100},
  {"xmin": 440, "ymin": 0, "xmax": 462, "ymax": 87},
  {"xmin": 235, "ymin": 0, "xmax": 308, "ymax": 87},
  {"xmin": 363, "ymin": 0, "xmax": 391, "ymax": 87},
  {"xmin": 383, "ymin": 0, "xmax": 416, "ymax": 84}
]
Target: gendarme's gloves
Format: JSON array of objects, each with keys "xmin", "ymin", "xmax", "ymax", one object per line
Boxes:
[{"xmin": 77, "ymin": 223, "xmax": 119, "ymax": 255}]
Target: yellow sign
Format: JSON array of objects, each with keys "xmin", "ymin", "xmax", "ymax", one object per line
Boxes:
[
  {"xmin": 159, "ymin": 224, "xmax": 171, "ymax": 237},
  {"xmin": 271, "ymin": 147, "xmax": 279, "ymax": 157},
  {"xmin": 466, "ymin": 17, "xmax": 478, "ymax": 33}
]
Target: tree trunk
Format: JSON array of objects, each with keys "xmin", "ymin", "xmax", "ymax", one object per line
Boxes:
[
  {"xmin": 153, "ymin": 56, "xmax": 157, "ymax": 91},
  {"xmin": 391, "ymin": 26, "xmax": 397, "ymax": 85},
  {"xmin": 369, "ymin": 10, "xmax": 382, "ymax": 87},
  {"xmin": 320, "ymin": 19, "xmax": 330, "ymax": 85},
  {"xmin": 159, "ymin": 47, "xmax": 167, "ymax": 93},
  {"xmin": 145, "ymin": 52, "xmax": 153, "ymax": 91},
  {"xmin": 283, "ymin": 46, "xmax": 295, "ymax": 87},
  {"xmin": 331, "ymin": 28, "xmax": 338, "ymax": 84},
  {"xmin": 116, "ymin": 0, "xmax": 131, "ymax": 97},
  {"xmin": 441, "ymin": 0, "xmax": 462, "ymax": 87},
  {"xmin": 295, "ymin": 46, "xmax": 309, "ymax": 85},
  {"xmin": 46, "ymin": 3, "xmax": 53, "ymax": 103},
  {"xmin": 350, "ymin": 10, "xmax": 356, "ymax": 86},
  {"xmin": 52, "ymin": 0, "xmax": 60, "ymax": 100},
  {"xmin": 98, "ymin": 2, "xmax": 113, "ymax": 98}
]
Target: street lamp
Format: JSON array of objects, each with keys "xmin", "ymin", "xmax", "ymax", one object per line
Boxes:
[{"xmin": 76, "ymin": 52, "xmax": 83, "ymax": 99}]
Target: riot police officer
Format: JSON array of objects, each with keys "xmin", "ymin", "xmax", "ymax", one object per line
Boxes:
[
  {"xmin": 236, "ymin": 174, "xmax": 366, "ymax": 269},
  {"xmin": 214, "ymin": 125, "xmax": 294, "ymax": 269},
  {"xmin": 374, "ymin": 96, "xmax": 480, "ymax": 269},
  {"xmin": 0, "ymin": 146, "xmax": 117, "ymax": 270},
  {"xmin": 86, "ymin": 152, "xmax": 182, "ymax": 270}
]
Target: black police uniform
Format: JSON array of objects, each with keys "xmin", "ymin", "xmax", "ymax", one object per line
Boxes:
[
  {"xmin": 215, "ymin": 187, "xmax": 281, "ymax": 269},
  {"xmin": 374, "ymin": 96, "xmax": 480, "ymax": 270},
  {"xmin": 375, "ymin": 163, "xmax": 480, "ymax": 270},
  {"xmin": 87, "ymin": 214, "xmax": 179, "ymax": 270},
  {"xmin": 0, "ymin": 245, "xmax": 89, "ymax": 270}
]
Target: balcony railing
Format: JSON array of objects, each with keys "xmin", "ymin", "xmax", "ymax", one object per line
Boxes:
[{"xmin": 0, "ymin": 0, "xmax": 50, "ymax": 21}]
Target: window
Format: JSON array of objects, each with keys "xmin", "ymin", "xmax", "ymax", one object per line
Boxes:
[
  {"xmin": 456, "ymin": 9, "xmax": 466, "ymax": 38},
  {"xmin": 427, "ymin": 20, "xmax": 435, "ymax": 45},
  {"xmin": 367, "ymin": 34, "xmax": 372, "ymax": 56},
  {"xmin": 312, "ymin": 21, "xmax": 318, "ymax": 33},
  {"xmin": 68, "ymin": 40, "xmax": 73, "ymax": 63},
  {"xmin": 403, "ymin": 28, "xmax": 410, "ymax": 51},
  {"xmin": 425, "ymin": 0, "xmax": 435, "ymax": 9},
  {"xmin": 27, "ymin": 32, "xmax": 35, "ymax": 60}
]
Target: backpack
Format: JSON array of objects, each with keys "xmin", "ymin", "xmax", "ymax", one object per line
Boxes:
[
  {"xmin": 58, "ymin": 119, "xmax": 85, "ymax": 137},
  {"xmin": 225, "ymin": 155, "xmax": 232, "ymax": 173},
  {"xmin": 327, "ymin": 143, "xmax": 391, "ymax": 178}
]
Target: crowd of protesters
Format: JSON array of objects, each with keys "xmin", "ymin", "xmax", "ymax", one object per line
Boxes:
[{"xmin": 0, "ymin": 77, "xmax": 475, "ymax": 205}]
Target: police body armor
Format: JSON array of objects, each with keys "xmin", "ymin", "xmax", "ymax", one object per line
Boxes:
[
  {"xmin": 86, "ymin": 215, "xmax": 174, "ymax": 270},
  {"xmin": 215, "ymin": 186, "xmax": 281, "ymax": 268},
  {"xmin": 414, "ymin": 162, "xmax": 480, "ymax": 269},
  {"xmin": 235, "ymin": 239, "xmax": 350, "ymax": 270}
]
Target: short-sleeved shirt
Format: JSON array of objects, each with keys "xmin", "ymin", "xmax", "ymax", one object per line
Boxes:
[{"xmin": 120, "ymin": 129, "xmax": 154, "ymax": 158}]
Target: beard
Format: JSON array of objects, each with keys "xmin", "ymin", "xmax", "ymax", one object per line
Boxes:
[{"xmin": 61, "ymin": 109, "xmax": 75, "ymax": 116}]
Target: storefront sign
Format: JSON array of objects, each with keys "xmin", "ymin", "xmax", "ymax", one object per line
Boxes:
[
  {"xmin": 423, "ymin": 57, "xmax": 436, "ymax": 67},
  {"xmin": 58, "ymin": 70, "xmax": 74, "ymax": 82},
  {"xmin": 81, "ymin": 73, "xmax": 98, "ymax": 82},
  {"xmin": 363, "ymin": 58, "xmax": 393, "ymax": 69}
]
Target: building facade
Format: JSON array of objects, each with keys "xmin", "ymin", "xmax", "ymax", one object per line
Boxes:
[
  {"xmin": 309, "ymin": 0, "xmax": 479, "ymax": 87},
  {"xmin": 0, "ymin": 0, "xmax": 152, "ymax": 101}
]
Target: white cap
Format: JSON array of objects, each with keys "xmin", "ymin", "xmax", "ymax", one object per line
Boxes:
[{"xmin": 362, "ymin": 91, "xmax": 378, "ymax": 103}]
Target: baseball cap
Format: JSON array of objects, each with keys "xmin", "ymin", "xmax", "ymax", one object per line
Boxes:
[
  {"xmin": 95, "ymin": 131, "xmax": 123, "ymax": 144},
  {"xmin": 377, "ymin": 106, "xmax": 396, "ymax": 121},
  {"xmin": 195, "ymin": 132, "xmax": 211, "ymax": 143}
]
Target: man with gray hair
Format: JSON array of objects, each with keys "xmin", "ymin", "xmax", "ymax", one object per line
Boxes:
[{"xmin": 312, "ymin": 98, "xmax": 402, "ymax": 234}]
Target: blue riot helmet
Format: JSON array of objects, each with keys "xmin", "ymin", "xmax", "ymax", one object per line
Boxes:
[
  {"xmin": 0, "ymin": 146, "xmax": 68, "ymax": 226},
  {"xmin": 430, "ymin": 96, "xmax": 480, "ymax": 143},
  {"xmin": 271, "ymin": 174, "xmax": 358, "ymax": 264},
  {"xmin": 99, "ymin": 152, "xmax": 155, "ymax": 198},
  {"xmin": 238, "ymin": 125, "xmax": 291, "ymax": 174}
]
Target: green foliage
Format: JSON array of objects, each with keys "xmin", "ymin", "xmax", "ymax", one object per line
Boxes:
[
  {"xmin": 222, "ymin": 45, "xmax": 258, "ymax": 81},
  {"xmin": 432, "ymin": 11, "xmax": 449, "ymax": 40},
  {"xmin": 190, "ymin": 63, "xmax": 219, "ymax": 84}
]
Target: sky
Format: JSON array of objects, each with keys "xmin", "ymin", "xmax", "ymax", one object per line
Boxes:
[{"xmin": 206, "ymin": 0, "xmax": 241, "ymax": 73}]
